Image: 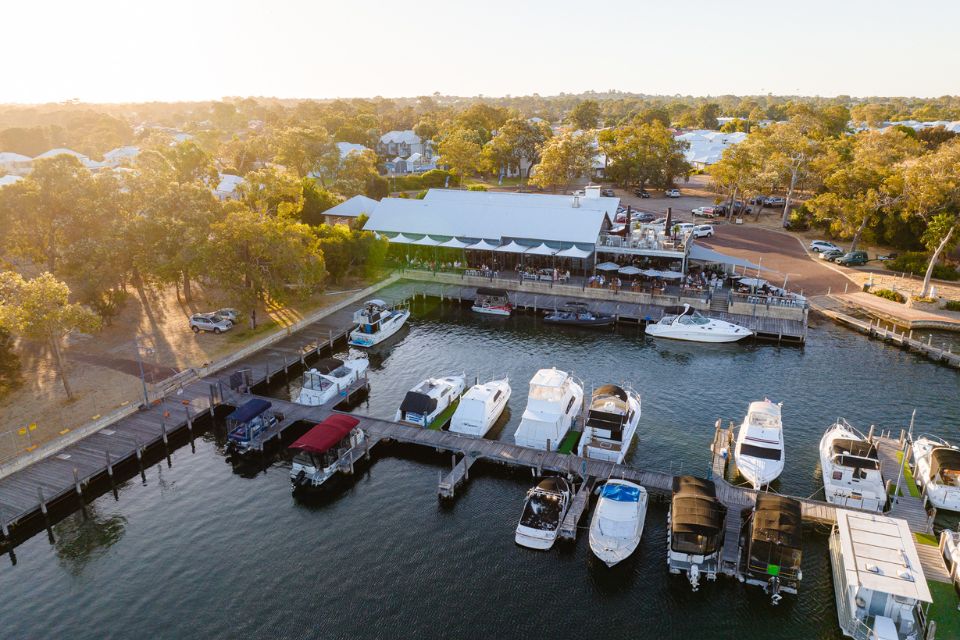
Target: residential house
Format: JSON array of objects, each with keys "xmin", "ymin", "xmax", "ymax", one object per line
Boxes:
[{"xmin": 214, "ymin": 173, "xmax": 245, "ymax": 200}]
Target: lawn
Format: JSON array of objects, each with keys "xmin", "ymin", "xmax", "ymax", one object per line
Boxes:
[
  {"xmin": 429, "ymin": 399, "xmax": 461, "ymax": 430},
  {"xmin": 914, "ymin": 532, "xmax": 939, "ymax": 546},
  {"xmin": 926, "ymin": 580, "xmax": 960, "ymax": 639},
  {"xmin": 557, "ymin": 430, "xmax": 582, "ymax": 454},
  {"xmin": 887, "ymin": 451, "xmax": 921, "ymax": 497}
]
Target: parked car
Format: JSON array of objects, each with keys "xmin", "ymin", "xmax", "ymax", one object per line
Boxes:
[
  {"xmin": 601, "ymin": 188, "xmax": 616, "ymax": 197},
  {"xmin": 692, "ymin": 206, "xmax": 718, "ymax": 218},
  {"xmin": 820, "ymin": 249, "xmax": 844, "ymax": 261},
  {"xmin": 731, "ymin": 200, "xmax": 752, "ymax": 215},
  {"xmin": 634, "ymin": 212, "xmax": 656, "ymax": 223},
  {"xmin": 835, "ymin": 251, "xmax": 869, "ymax": 266},
  {"xmin": 665, "ymin": 189, "xmax": 681, "ymax": 198},
  {"xmin": 672, "ymin": 223, "xmax": 696, "ymax": 236},
  {"xmin": 190, "ymin": 313, "xmax": 233, "ymax": 334},
  {"xmin": 810, "ymin": 240, "xmax": 841, "ymax": 253},
  {"xmin": 650, "ymin": 217, "xmax": 668, "ymax": 226},
  {"xmin": 633, "ymin": 188, "xmax": 651, "ymax": 198},
  {"xmin": 215, "ymin": 308, "xmax": 241, "ymax": 323},
  {"xmin": 692, "ymin": 224, "xmax": 715, "ymax": 238},
  {"xmin": 763, "ymin": 196, "xmax": 786, "ymax": 208},
  {"xmin": 877, "ymin": 252, "xmax": 898, "ymax": 261}
]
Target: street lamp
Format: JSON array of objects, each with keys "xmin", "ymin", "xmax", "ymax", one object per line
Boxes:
[{"xmin": 134, "ymin": 337, "xmax": 153, "ymax": 407}]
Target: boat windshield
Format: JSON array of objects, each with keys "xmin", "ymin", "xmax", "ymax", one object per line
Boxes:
[
  {"xmin": 520, "ymin": 492, "xmax": 562, "ymax": 530},
  {"xmin": 529, "ymin": 385, "xmax": 564, "ymax": 403},
  {"xmin": 672, "ymin": 532, "xmax": 720, "ymax": 555},
  {"xmin": 293, "ymin": 451, "xmax": 317, "ymax": 467},
  {"xmin": 303, "ymin": 372, "xmax": 333, "ymax": 391},
  {"xmin": 740, "ymin": 443, "xmax": 782, "ymax": 460},
  {"xmin": 678, "ymin": 314, "xmax": 710, "ymax": 326}
]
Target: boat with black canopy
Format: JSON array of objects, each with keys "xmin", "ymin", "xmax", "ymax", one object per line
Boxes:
[
  {"xmin": 295, "ymin": 352, "xmax": 369, "ymax": 407},
  {"xmin": 667, "ymin": 475, "xmax": 726, "ymax": 591},
  {"xmin": 543, "ymin": 302, "xmax": 614, "ymax": 327},
  {"xmin": 395, "ymin": 375, "xmax": 466, "ymax": 428},
  {"xmin": 472, "ymin": 287, "xmax": 512, "ymax": 316},
  {"xmin": 819, "ymin": 419, "xmax": 886, "ymax": 512},
  {"xmin": 225, "ymin": 398, "xmax": 280, "ymax": 455},
  {"xmin": 289, "ymin": 415, "xmax": 364, "ymax": 492},
  {"xmin": 348, "ymin": 299, "xmax": 410, "ymax": 347},
  {"xmin": 515, "ymin": 477, "xmax": 573, "ymax": 550},
  {"xmin": 741, "ymin": 493, "xmax": 803, "ymax": 603},
  {"xmin": 577, "ymin": 384, "xmax": 641, "ymax": 464}
]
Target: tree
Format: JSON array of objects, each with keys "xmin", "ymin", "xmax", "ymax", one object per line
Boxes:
[
  {"xmin": 0, "ymin": 272, "xmax": 100, "ymax": 400},
  {"xmin": 567, "ymin": 100, "xmax": 601, "ymax": 130},
  {"xmin": 0, "ymin": 328, "xmax": 22, "ymax": 400},
  {"xmin": 599, "ymin": 123, "xmax": 690, "ymax": 189},
  {"xmin": 761, "ymin": 122, "xmax": 823, "ymax": 226},
  {"xmin": 528, "ymin": 132, "xmax": 594, "ymax": 192},
  {"xmin": 333, "ymin": 149, "xmax": 380, "ymax": 197},
  {"xmin": 695, "ymin": 103, "xmax": 720, "ymax": 129},
  {"xmin": 238, "ymin": 166, "xmax": 304, "ymax": 219},
  {"xmin": 482, "ymin": 117, "xmax": 550, "ymax": 178},
  {"xmin": 438, "ymin": 128, "xmax": 482, "ymax": 185},
  {"xmin": 272, "ymin": 127, "xmax": 338, "ymax": 179},
  {"xmin": 300, "ymin": 179, "xmax": 341, "ymax": 226},
  {"xmin": 709, "ymin": 141, "xmax": 762, "ymax": 219}
]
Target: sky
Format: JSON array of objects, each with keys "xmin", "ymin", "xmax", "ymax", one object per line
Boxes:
[{"xmin": 3, "ymin": 0, "xmax": 959, "ymax": 103}]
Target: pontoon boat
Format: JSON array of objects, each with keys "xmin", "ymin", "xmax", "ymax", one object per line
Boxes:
[
  {"xmin": 289, "ymin": 415, "xmax": 364, "ymax": 491},
  {"xmin": 225, "ymin": 398, "xmax": 280, "ymax": 455},
  {"xmin": 472, "ymin": 288, "xmax": 512, "ymax": 316},
  {"xmin": 544, "ymin": 302, "xmax": 614, "ymax": 327},
  {"xmin": 742, "ymin": 493, "xmax": 802, "ymax": 603},
  {"xmin": 667, "ymin": 476, "xmax": 725, "ymax": 591}
]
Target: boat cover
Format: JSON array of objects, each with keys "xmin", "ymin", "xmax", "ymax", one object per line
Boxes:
[
  {"xmin": 476, "ymin": 287, "xmax": 509, "ymax": 297},
  {"xmin": 312, "ymin": 358, "xmax": 344, "ymax": 375},
  {"xmin": 600, "ymin": 483, "xmax": 641, "ymax": 502},
  {"xmin": 671, "ymin": 476, "xmax": 723, "ymax": 535},
  {"xmin": 930, "ymin": 447, "xmax": 960, "ymax": 478},
  {"xmin": 751, "ymin": 494, "xmax": 802, "ymax": 548},
  {"xmin": 289, "ymin": 415, "xmax": 360, "ymax": 454},
  {"xmin": 227, "ymin": 398, "xmax": 271, "ymax": 423},
  {"xmin": 831, "ymin": 438, "xmax": 878, "ymax": 460},
  {"xmin": 400, "ymin": 391, "xmax": 438, "ymax": 415}
]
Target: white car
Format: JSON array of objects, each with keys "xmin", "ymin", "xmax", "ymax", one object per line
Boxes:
[
  {"xmin": 672, "ymin": 223, "xmax": 695, "ymax": 236},
  {"xmin": 691, "ymin": 206, "xmax": 717, "ymax": 218},
  {"xmin": 809, "ymin": 240, "xmax": 840, "ymax": 253},
  {"xmin": 692, "ymin": 224, "xmax": 715, "ymax": 238},
  {"xmin": 190, "ymin": 313, "xmax": 233, "ymax": 334},
  {"xmin": 665, "ymin": 189, "xmax": 681, "ymax": 198},
  {"xmin": 215, "ymin": 308, "xmax": 241, "ymax": 323}
]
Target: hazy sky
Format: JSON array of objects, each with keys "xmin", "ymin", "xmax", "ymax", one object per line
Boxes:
[{"xmin": 5, "ymin": 0, "xmax": 959, "ymax": 103}]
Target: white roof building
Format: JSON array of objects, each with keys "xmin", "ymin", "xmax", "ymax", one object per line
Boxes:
[
  {"xmin": 677, "ymin": 130, "xmax": 748, "ymax": 167},
  {"xmin": 0, "ymin": 174, "xmax": 23, "ymax": 187},
  {"xmin": 321, "ymin": 194, "xmax": 379, "ymax": 220},
  {"xmin": 214, "ymin": 173, "xmax": 245, "ymax": 200},
  {"xmin": 336, "ymin": 142, "xmax": 370, "ymax": 159},
  {"xmin": 379, "ymin": 130, "xmax": 422, "ymax": 145},
  {"xmin": 0, "ymin": 152, "xmax": 32, "ymax": 164},
  {"xmin": 33, "ymin": 148, "xmax": 104, "ymax": 169},
  {"xmin": 102, "ymin": 146, "xmax": 140, "ymax": 167}
]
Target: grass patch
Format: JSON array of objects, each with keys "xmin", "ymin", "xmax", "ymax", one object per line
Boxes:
[
  {"xmin": 429, "ymin": 398, "xmax": 460, "ymax": 431},
  {"xmin": 557, "ymin": 430, "xmax": 582, "ymax": 454},
  {"xmin": 914, "ymin": 532, "xmax": 939, "ymax": 547},
  {"xmin": 896, "ymin": 451, "xmax": 921, "ymax": 498},
  {"xmin": 926, "ymin": 580, "xmax": 960, "ymax": 639},
  {"xmin": 225, "ymin": 320, "xmax": 279, "ymax": 343}
]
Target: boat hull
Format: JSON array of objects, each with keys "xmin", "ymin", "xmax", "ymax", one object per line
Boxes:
[
  {"xmin": 471, "ymin": 305, "xmax": 511, "ymax": 317},
  {"xmin": 645, "ymin": 325, "xmax": 751, "ymax": 343},
  {"xmin": 819, "ymin": 424, "xmax": 885, "ymax": 512},
  {"xmin": 543, "ymin": 316, "xmax": 614, "ymax": 327},
  {"xmin": 913, "ymin": 439, "xmax": 960, "ymax": 512},
  {"xmin": 449, "ymin": 382, "xmax": 511, "ymax": 437},
  {"xmin": 515, "ymin": 527, "xmax": 559, "ymax": 550}
]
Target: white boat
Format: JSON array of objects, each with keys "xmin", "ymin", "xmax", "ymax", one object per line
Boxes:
[
  {"xmin": 449, "ymin": 377, "xmax": 511, "ymax": 437},
  {"xmin": 515, "ymin": 477, "xmax": 572, "ymax": 550},
  {"xmin": 667, "ymin": 476, "xmax": 725, "ymax": 591},
  {"xmin": 348, "ymin": 299, "xmax": 410, "ymax": 347},
  {"xmin": 395, "ymin": 375, "xmax": 466, "ymax": 428},
  {"xmin": 513, "ymin": 368, "xmax": 584, "ymax": 451},
  {"xmin": 471, "ymin": 287, "xmax": 512, "ymax": 316},
  {"xmin": 734, "ymin": 399, "xmax": 785, "ymax": 489},
  {"xmin": 829, "ymin": 510, "xmax": 931, "ymax": 640},
  {"xmin": 589, "ymin": 480, "xmax": 648, "ymax": 567},
  {"xmin": 911, "ymin": 435, "xmax": 960, "ymax": 512},
  {"xmin": 577, "ymin": 384, "xmax": 641, "ymax": 464},
  {"xmin": 294, "ymin": 353, "xmax": 369, "ymax": 406},
  {"xmin": 289, "ymin": 414, "xmax": 364, "ymax": 491},
  {"xmin": 645, "ymin": 304, "xmax": 752, "ymax": 343},
  {"xmin": 819, "ymin": 420, "xmax": 886, "ymax": 512}
]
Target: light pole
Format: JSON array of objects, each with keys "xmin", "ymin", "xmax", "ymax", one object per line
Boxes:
[
  {"xmin": 134, "ymin": 337, "xmax": 152, "ymax": 407},
  {"xmin": 893, "ymin": 409, "xmax": 916, "ymax": 504}
]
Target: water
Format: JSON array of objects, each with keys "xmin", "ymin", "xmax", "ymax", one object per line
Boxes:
[{"xmin": 1, "ymin": 292, "xmax": 958, "ymax": 640}]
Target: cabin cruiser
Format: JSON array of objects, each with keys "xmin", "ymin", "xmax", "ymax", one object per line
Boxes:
[
  {"xmin": 225, "ymin": 398, "xmax": 281, "ymax": 455},
  {"xmin": 577, "ymin": 384, "xmax": 641, "ymax": 464},
  {"xmin": 667, "ymin": 476, "xmax": 725, "ymax": 591},
  {"xmin": 829, "ymin": 510, "xmax": 931, "ymax": 640},
  {"xmin": 348, "ymin": 299, "xmax": 410, "ymax": 347},
  {"xmin": 472, "ymin": 287, "xmax": 512, "ymax": 316},
  {"xmin": 911, "ymin": 435, "xmax": 960, "ymax": 512},
  {"xmin": 515, "ymin": 477, "xmax": 573, "ymax": 550},
  {"xmin": 742, "ymin": 494, "xmax": 803, "ymax": 603},
  {"xmin": 819, "ymin": 420, "xmax": 886, "ymax": 512},
  {"xmin": 513, "ymin": 368, "xmax": 584, "ymax": 451},
  {"xmin": 543, "ymin": 302, "xmax": 614, "ymax": 327},
  {"xmin": 645, "ymin": 304, "xmax": 752, "ymax": 343},
  {"xmin": 294, "ymin": 353, "xmax": 369, "ymax": 406},
  {"xmin": 449, "ymin": 377, "xmax": 511, "ymax": 437},
  {"xmin": 289, "ymin": 415, "xmax": 364, "ymax": 491},
  {"xmin": 395, "ymin": 375, "xmax": 466, "ymax": 428},
  {"xmin": 589, "ymin": 480, "xmax": 648, "ymax": 567},
  {"xmin": 734, "ymin": 399, "xmax": 785, "ymax": 489}
]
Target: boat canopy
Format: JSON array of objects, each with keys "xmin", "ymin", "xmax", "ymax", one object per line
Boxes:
[
  {"xmin": 227, "ymin": 398, "xmax": 271, "ymax": 423},
  {"xmin": 663, "ymin": 305, "xmax": 694, "ymax": 316},
  {"xmin": 600, "ymin": 482, "xmax": 641, "ymax": 502},
  {"xmin": 671, "ymin": 476, "xmax": 723, "ymax": 536},
  {"xmin": 930, "ymin": 447, "xmax": 960, "ymax": 478},
  {"xmin": 400, "ymin": 391, "xmax": 438, "ymax": 415},
  {"xmin": 289, "ymin": 415, "xmax": 360, "ymax": 454},
  {"xmin": 588, "ymin": 384, "xmax": 630, "ymax": 432},
  {"xmin": 366, "ymin": 299, "xmax": 388, "ymax": 307},
  {"xmin": 312, "ymin": 358, "xmax": 344, "ymax": 375},
  {"xmin": 751, "ymin": 494, "xmax": 802, "ymax": 548},
  {"xmin": 476, "ymin": 287, "xmax": 509, "ymax": 297}
]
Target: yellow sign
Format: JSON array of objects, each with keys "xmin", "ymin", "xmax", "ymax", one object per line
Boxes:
[{"xmin": 28, "ymin": 423, "xmax": 37, "ymax": 431}]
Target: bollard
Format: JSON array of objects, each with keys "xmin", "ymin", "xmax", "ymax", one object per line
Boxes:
[
  {"xmin": 73, "ymin": 468, "xmax": 82, "ymax": 500},
  {"xmin": 38, "ymin": 487, "xmax": 53, "ymax": 542},
  {"xmin": 0, "ymin": 510, "xmax": 8, "ymax": 540},
  {"xmin": 464, "ymin": 456, "xmax": 469, "ymax": 481},
  {"xmin": 328, "ymin": 329, "xmax": 334, "ymax": 351},
  {"xmin": 364, "ymin": 436, "xmax": 370, "ymax": 461}
]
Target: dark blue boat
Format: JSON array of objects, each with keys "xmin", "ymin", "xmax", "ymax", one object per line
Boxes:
[
  {"xmin": 226, "ymin": 398, "xmax": 279, "ymax": 454},
  {"xmin": 543, "ymin": 302, "xmax": 615, "ymax": 327}
]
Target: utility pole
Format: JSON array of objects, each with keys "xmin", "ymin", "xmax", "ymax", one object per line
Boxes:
[{"xmin": 893, "ymin": 409, "xmax": 916, "ymax": 504}]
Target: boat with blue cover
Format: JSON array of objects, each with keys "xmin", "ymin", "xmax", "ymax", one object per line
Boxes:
[
  {"xmin": 589, "ymin": 480, "xmax": 648, "ymax": 567},
  {"xmin": 225, "ymin": 398, "xmax": 280, "ymax": 455}
]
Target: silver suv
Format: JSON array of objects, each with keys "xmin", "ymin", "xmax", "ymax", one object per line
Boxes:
[{"xmin": 190, "ymin": 313, "xmax": 233, "ymax": 334}]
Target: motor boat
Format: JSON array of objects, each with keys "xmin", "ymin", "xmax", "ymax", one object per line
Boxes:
[
  {"xmin": 589, "ymin": 480, "xmax": 648, "ymax": 567},
  {"xmin": 294, "ymin": 352, "xmax": 369, "ymax": 406},
  {"xmin": 577, "ymin": 384, "xmax": 641, "ymax": 464},
  {"xmin": 645, "ymin": 304, "xmax": 752, "ymax": 343},
  {"xmin": 741, "ymin": 493, "xmax": 802, "ymax": 603},
  {"xmin": 348, "ymin": 299, "xmax": 410, "ymax": 347},
  {"xmin": 289, "ymin": 415, "xmax": 364, "ymax": 491},
  {"xmin": 449, "ymin": 377, "xmax": 511, "ymax": 437},
  {"xmin": 667, "ymin": 476, "xmax": 725, "ymax": 591},
  {"xmin": 543, "ymin": 302, "xmax": 614, "ymax": 327},
  {"xmin": 472, "ymin": 287, "xmax": 512, "ymax": 316},
  {"xmin": 225, "ymin": 398, "xmax": 280, "ymax": 456},
  {"xmin": 515, "ymin": 477, "xmax": 573, "ymax": 550},
  {"xmin": 829, "ymin": 510, "xmax": 931, "ymax": 640},
  {"xmin": 819, "ymin": 419, "xmax": 886, "ymax": 512},
  {"xmin": 395, "ymin": 375, "xmax": 466, "ymax": 428},
  {"xmin": 911, "ymin": 435, "xmax": 960, "ymax": 512},
  {"xmin": 513, "ymin": 368, "xmax": 584, "ymax": 451},
  {"xmin": 734, "ymin": 399, "xmax": 785, "ymax": 489}
]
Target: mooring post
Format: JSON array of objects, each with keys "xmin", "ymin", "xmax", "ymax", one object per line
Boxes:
[
  {"xmin": 0, "ymin": 509, "xmax": 8, "ymax": 541},
  {"xmin": 73, "ymin": 467, "xmax": 82, "ymax": 500},
  {"xmin": 37, "ymin": 487, "xmax": 53, "ymax": 541},
  {"xmin": 328, "ymin": 329, "xmax": 334, "ymax": 351},
  {"xmin": 364, "ymin": 436, "xmax": 370, "ymax": 461},
  {"xmin": 135, "ymin": 438, "xmax": 146, "ymax": 483},
  {"xmin": 533, "ymin": 295, "xmax": 537, "ymax": 313},
  {"xmin": 867, "ymin": 425, "xmax": 875, "ymax": 442},
  {"xmin": 105, "ymin": 451, "xmax": 117, "ymax": 498},
  {"xmin": 300, "ymin": 344, "xmax": 306, "ymax": 367},
  {"xmin": 899, "ymin": 429, "xmax": 906, "ymax": 446},
  {"xmin": 464, "ymin": 456, "xmax": 469, "ymax": 481},
  {"xmin": 266, "ymin": 359, "xmax": 272, "ymax": 383},
  {"xmin": 186, "ymin": 406, "xmax": 195, "ymax": 452}
]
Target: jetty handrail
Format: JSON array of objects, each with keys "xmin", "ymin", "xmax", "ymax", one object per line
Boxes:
[{"xmin": 730, "ymin": 291, "xmax": 806, "ymax": 308}]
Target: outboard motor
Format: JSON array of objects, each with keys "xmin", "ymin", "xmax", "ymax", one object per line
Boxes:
[
  {"xmin": 292, "ymin": 469, "xmax": 307, "ymax": 488},
  {"xmin": 767, "ymin": 576, "xmax": 782, "ymax": 605},
  {"xmin": 688, "ymin": 564, "xmax": 701, "ymax": 592}
]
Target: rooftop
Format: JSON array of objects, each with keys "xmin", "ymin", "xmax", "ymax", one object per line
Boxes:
[
  {"xmin": 322, "ymin": 194, "xmax": 379, "ymax": 219},
  {"xmin": 530, "ymin": 368, "xmax": 570, "ymax": 388}
]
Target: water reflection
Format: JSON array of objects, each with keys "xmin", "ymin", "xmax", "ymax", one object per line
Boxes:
[{"xmin": 53, "ymin": 508, "xmax": 127, "ymax": 576}]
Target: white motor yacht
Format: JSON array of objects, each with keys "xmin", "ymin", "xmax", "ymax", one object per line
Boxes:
[
  {"xmin": 289, "ymin": 414, "xmax": 364, "ymax": 491},
  {"xmin": 819, "ymin": 420, "xmax": 886, "ymax": 512},
  {"xmin": 294, "ymin": 353, "xmax": 369, "ymax": 406},
  {"xmin": 589, "ymin": 480, "xmax": 648, "ymax": 567},
  {"xmin": 577, "ymin": 385, "xmax": 641, "ymax": 464},
  {"xmin": 449, "ymin": 377, "xmax": 511, "ymax": 437},
  {"xmin": 667, "ymin": 476, "xmax": 725, "ymax": 591},
  {"xmin": 472, "ymin": 288, "xmax": 512, "ymax": 316},
  {"xmin": 395, "ymin": 375, "xmax": 466, "ymax": 428},
  {"xmin": 513, "ymin": 368, "xmax": 584, "ymax": 451},
  {"xmin": 734, "ymin": 399, "xmax": 785, "ymax": 489},
  {"xmin": 645, "ymin": 304, "xmax": 752, "ymax": 343},
  {"xmin": 348, "ymin": 299, "xmax": 410, "ymax": 347},
  {"xmin": 911, "ymin": 435, "xmax": 960, "ymax": 512},
  {"xmin": 515, "ymin": 477, "xmax": 572, "ymax": 550}
]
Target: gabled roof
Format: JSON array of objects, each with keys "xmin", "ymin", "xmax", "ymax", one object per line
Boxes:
[
  {"xmin": 216, "ymin": 174, "xmax": 244, "ymax": 193},
  {"xmin": 336, "ymin": 141, "xmax": 370, "ymax": 158},
  {"xmin": 34, "ymin": 147, "xmax": 88, "ymax": 160},
  {"xmin": 0, "ymin": 152, "xmax": 31, "ymax": 163},
  {"xmin": 322, "ymin": 194, "xmax": 379, "ymax": 219},
  {"xmin": 379, "ymin": 130, "xmax": 421, "ymax": 145},
  {"xmin": 0, "ymin": 174, "xmax": 23, "ymax": 187}
]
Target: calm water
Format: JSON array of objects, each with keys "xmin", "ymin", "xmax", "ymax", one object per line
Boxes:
[{"xmin": 1, "ymin": 291, "xmax": 958, "ymax": 640}]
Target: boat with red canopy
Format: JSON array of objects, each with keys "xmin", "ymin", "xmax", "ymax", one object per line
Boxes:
[{"xmin": 289, "ymin": 415, "xmax": 365, "ymax": 491}]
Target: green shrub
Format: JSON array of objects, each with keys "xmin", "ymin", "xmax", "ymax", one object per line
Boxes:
[
  {"xmin": 415, "ymin": 190, "xmax": 427, "ymax": 199},
  {"xmin": 945, "ymin": 300, "xmax": 960, "ymax": 311},
  {"xmin": 886, "ymin": 251, "xmax": 960, "ymax": 281},
  {"xmin": 467, "ymin": 184, "xmax": 488, "ymax": 191},
  {"xmin": 872, "ymin": 288, "xmax": 905, "ymax": 303},
  {"xmin": 420, "ymin": 169, "xmax": 451, "ymax": 188}
]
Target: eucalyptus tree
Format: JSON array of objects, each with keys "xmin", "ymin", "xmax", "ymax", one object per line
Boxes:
[
  {"xmin": 529, "ymin": 132, "xmax": 594, "ymax": 193},
  {"xmin": 599, "ymin": 122, "xmax": 690, "ymax": 190}
]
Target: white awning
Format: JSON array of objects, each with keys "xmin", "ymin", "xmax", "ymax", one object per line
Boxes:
[
  {"xmin": 689, "ymin": 244, "xmax": 764, "ymax": 270},
  {"xmin": 438, "ymin": 237, "xmax": 470, "ymax": 248},
  {"xmin": 495, "ymin": 241, "xmax": 528, "ymax": 253},
  {"xmin": 596, "ymin": 261, "xmax": 620, "ymax": 271},
  {"xmin": 618, "ymin": 265, "xmax": 643, "ymax": 275},
  {"xmin": 465, "ymin": 239, "xmax": 500, "ymax": 251},
  {"xmin": 525, "ymin": 243, "xmax": 557, "ymax": 256},
  {"xmin": 556, "ymin": 245, "xmax": 593, "ymax": 259},
  {"xmin": 388, "ymin": 233, "xmax": 415, "ymax": 244},
  {"xmin": 410, "ymin": 235, "xmax": 441, "ymax": 246}
]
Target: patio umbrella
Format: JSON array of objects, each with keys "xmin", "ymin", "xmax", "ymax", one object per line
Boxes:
[
  {"xmin": 618, "ymin": 265, "xmax": 643, "ymax": 275},
  {"xmin": 738, "ymin": 277, "xmax": 767, "ymax": 287},
  {"xmin": 439, "ymin": 237, "xmax": 470, "ymax": 248},
  {"xmin": 556, "ymin": 245, "xmax": 593, "ymax": 259},
  {"xmin": 659, "ymin": 270, "xmax": 684, "ymax": 280},
  {"xmin": 596, "ymin": 262, "xmax": 620, "ymax": 271}
]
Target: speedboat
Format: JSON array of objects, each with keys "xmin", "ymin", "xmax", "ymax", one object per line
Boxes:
[
  {"xmin": 515, "ymin": 477, "xmax": 573, "ymax": 550},
  {"xmin": 513, "ymin": 368, "xmax": 584, "ymax": 451},
  {"xmin": 225, "ymin": 398, "xmax": 280, "ymax": 456},
  {"xmin": 294, "ymin": 352, "xmax": 369, "ymax": 406},
  {"xmin": 589, "ymin": 480, "xmax": 648, "ymax": 567},
  {"xmin": 667, "ymin": 476, "xmax": 725, "ymax": 591},
  {"xmin": 742, "ymin": 493, "xmax": 802, "ymax": 603},
  {"xmin": 348, "ymin": 299, "xmax": 410, "ymax": 347},
  {"xmin": 911, "ymin": 435, "xmax": 960, "ymax": 512},
  {"xmin": 544, "ymin": 302, "xmax": 614, "ymax": 327},
  {"xmin": 645, "ymin": 304, "xmax": 752, "ymax": 343},
  {"xmin": 734, "ymin": 399, "xmax": 785, "ymax": 489},
  {"xmin": 449, "ymin": 377, "xmax": 511, "ymax": 437},
  {"xmin": 289, "ymin": 415, "xmax": 364, "ymax": 491},
  {"xmin": 395, "ymin": 375, "xmax": 466, "ymax": 428},
  {"xmin": 819, "ymin": 419, "xmax": 886, "ymax": 512},
  {"xmin": 472, "ymin": 287, "xmax": 512, "ymax": 316},
  {"xmin": 577, "ymin": 384, "xmax": 641, "ymax": 464}
]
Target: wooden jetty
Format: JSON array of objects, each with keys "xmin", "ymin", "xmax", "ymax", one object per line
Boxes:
[{"xmin": 558, "ymin": 477, "xmax": 596, "ymax": 542}]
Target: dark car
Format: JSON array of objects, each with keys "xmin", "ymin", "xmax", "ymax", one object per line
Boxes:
[
  {"xmin": 634, "ymin": 212, "xmax": 656, "ymax": 223},
  {"xmin": 633, "ymin": 188, "xmax": 651, "ymax": 198},
  {"xmin": 601, "ymin": 188, "xmax": 616, "ymax": 197},
  {"xmin": 835, "ymin": 251, "xmax": 869, "ymax": 266}
]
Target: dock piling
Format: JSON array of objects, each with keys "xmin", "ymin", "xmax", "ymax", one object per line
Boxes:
[
  {"xmin": 135, "ymin": 438, "xmax": 146, "ymax": 483},
  {"xmin": 37, "ymin": 487, "xmax": 53, "ymax": 543},
  {"xmin": 186, "ymin": 407, "xmax": 195, "ymax": 452},
  {"xmin": 105, "ymin": 451, "xmax": 117, "ymax": 499}
]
